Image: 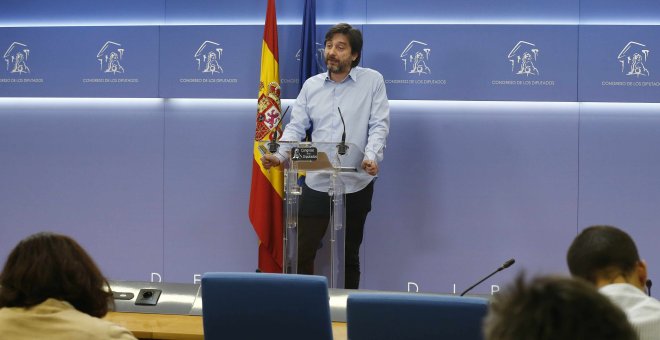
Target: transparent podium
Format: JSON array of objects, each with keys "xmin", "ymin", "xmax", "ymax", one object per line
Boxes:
[{"xmin": 260, "ymin": 141, "xmax": 363, "ymax": 289}]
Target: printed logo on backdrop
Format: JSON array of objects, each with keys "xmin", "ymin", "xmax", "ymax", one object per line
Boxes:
[
  {"xmin": 401, "ymin": 40, "xmax": 431, "ymax": 75},
  {"xmin": 295, "ymin": 43, "xmax": 325, "ymax": 71},
  {"xmin": 82, "ymin": 41, "xmax": 138, "ymax": 84},
  {"xmin": 4, "ymin": 42, "xmax": 30, "ymax": 74},
  {"xmin": 195, "ymin": 41, "xmax": 223, "ymax": 74},
  {"xmin": 491, "ymin": 40, "xmax": 555, "ymax": 87},
  {"xmin": 618, "ymin": 41, "xmax": 649, "ymax": 77},
  {"xmin": 1, "ymin": 41, "xmax": 44, "ymax": 84},
  {"xmin": 385, "ymin": 40, "xmax": 446, "ymax": 86},
  {"xmin": 179, "ymin": 40, "xmax": 237, "ymax": 85},
  {"xmin": 602, "ymin": 41, "xmax": 659, "ymax": 88},
  {"xmin": 281, "ymin": 43, "xmax": 326, "ymax": 86},
  {"xmin": 98, "ymin": 41, "xmax": 125, "ymax": 74},
  {"xmin": 508, "ymin": 41, "xmax": 539, "ymax": 76}
]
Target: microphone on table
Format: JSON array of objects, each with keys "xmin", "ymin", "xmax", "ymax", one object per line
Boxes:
[{"xmin": 460, "ymin": 258, "xmax": 516, "ymax": 296}]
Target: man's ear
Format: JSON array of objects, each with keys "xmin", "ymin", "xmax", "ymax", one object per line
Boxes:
[{"xmin": 637, "ymin": 260, "xmax": 648, "ymax": 285}]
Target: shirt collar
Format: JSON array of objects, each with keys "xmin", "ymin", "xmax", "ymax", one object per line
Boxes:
[
  {"xmin": 325, "ymin": 67, "xmax": 358, "ymax": 83},
  {"xmin": 24, "ymin": 298, "xmax": 75, "ymax": 314}
]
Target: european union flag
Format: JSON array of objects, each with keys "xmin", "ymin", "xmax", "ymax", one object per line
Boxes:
[
  {"xmin": 298, "ymin": 0, "xmax": 317, "ymax": 143},
  {"xmin": 298, "ymin": 0, "xmax": 317, "ymax": 181},
  {"xmin": 298, "ymin": 0, "xmax": 318, "ymax": 90}
]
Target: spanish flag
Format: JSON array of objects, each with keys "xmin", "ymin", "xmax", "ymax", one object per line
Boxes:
[{"xmin": 249, "ymin": 0, "xmax": 284, "ymax": 273}]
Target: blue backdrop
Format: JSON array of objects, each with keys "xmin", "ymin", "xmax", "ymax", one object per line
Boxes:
[{"xmin": 1, "ymin": 0, "xmax": 660, "ymax": 295}]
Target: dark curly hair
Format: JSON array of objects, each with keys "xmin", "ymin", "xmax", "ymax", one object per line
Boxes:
[{"xmin": 0, "ymin": 232, "xmax": 113, "ymax": 318}]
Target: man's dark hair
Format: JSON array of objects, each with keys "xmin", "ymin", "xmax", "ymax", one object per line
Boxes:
[
  {"xmin": 567, "ymin": 225, "xmax": 640, "ymax": 283},
  {"xmin": 324, "ymin": 23, "xmax": 363, "ymax": 68},
  {"xmin": 483, "ymin": 274, "xmax": 637, "ymax": 340},
  {"xmin": 0, "ymin": 232, "xmax": 113, "ymax": 318}
]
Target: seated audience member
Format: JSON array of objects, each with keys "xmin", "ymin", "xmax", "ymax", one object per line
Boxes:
[
  {"xmin": 483, "ymin": 275, "xmax": 637, "ymax": 340},
  {"xmin": 0, "ymin": 232, "xmax": 137, "ymax": 340},
  {"xmin": 567, "ymin": 225, "xmax": 660, "ymax": 339}
]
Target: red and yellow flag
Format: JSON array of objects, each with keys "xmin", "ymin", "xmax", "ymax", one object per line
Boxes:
[{"xmin": 249, "ymin": 0, "xmax": 284, "ymax": 273}]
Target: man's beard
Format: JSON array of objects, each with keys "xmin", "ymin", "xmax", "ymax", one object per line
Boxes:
[{"xmin": 326, "ymin": 57, "xmax": 351, "ymax": 74}]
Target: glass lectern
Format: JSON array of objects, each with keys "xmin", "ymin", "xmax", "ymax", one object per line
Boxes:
[{"xmin": 259, "ymin": 141, "xmax": 363, "ymax": 288}]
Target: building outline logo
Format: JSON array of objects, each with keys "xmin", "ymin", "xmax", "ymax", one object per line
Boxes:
[
  {"xmin": 618, "ymin": 41, "xmax": 650, "ymax": 77},
  {"xmin": 3, "ymin": 42, "xmax": 31, "ymax": 74},
  {"xmin": 194, "ymin": 41, "xmax": 223, "ymax": 74},
  {"xmin": 400, "ymin": 40, "xmax": 431, "ymax": 75},
  {"xmin": 97, "ymin": 41, "xmax": 125, "ymax": 74},
  {"xmin": 295, "ymin": 42, "xmax": 326, "ymax": 73},
  {"xmin": 508, "ymin": 41, "xmax": 539, "ymax": 76}
]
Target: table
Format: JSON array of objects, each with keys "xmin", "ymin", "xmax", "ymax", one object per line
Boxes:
[{"xmin": 105, "ymin": 312, "xmax": 347, "ymax": 340}]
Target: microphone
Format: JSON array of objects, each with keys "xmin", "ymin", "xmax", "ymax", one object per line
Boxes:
[
  {"xmin": 336, "ymin": 107, "xmax": 348, "ymax": 155},
  {"xmin": 267, "ymin": 106, "xmax": 290, "ymax": 153},
  {"xmin": 460, "ymin": 258, "xmax": 515, "ymax": 296},
  {"xmin": 646, "ymin": 279, "xmax": 652, "ymax": 296}
]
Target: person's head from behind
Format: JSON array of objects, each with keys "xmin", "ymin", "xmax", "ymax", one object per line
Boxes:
[
  {"xmin": 567, "ymin": 225, "xmax": 647, "ymax": 290},
  {"xmin": 0, "ymin": 232, "xmax": 112, "ymax": 318},
  {"xmin": 483, "ymin": 275, "xmax": 637, "ymax": 340},
  {"xmin": 324, "ymin": 23, "xmax": 362, "ymax": 74}
]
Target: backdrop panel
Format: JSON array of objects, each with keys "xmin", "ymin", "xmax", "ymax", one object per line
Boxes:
[
  {"xmin": 578, "ymin": 102, "xmax": 660, "ymax": 283},
  {"xmin": 3, "ymin": 0, "xmax": 660, "ymax": 296},
  {"xmin": 0, "ymin": 98, "xmax": 165, "ymax": 281},
  {"xmin": 164, "ymin": 0, "xmax": 367, "ymax": 25},
  {"xmin": 580, "ymin": 0, "xmax": 660, "ymax": 24},
  {"xmin": 362, "ymin": 101, "xmax": 579, "ymax": 293},
  {"xmin": 365, "ymin": 0, "xmax": 578, "ymax": 23},
  {"xmin": 159, "ymin": 26, "xmax": 261, "ymax": 98},
  {"xmin": 0, "ymin": 27, "xmax": 160, "ymax": 97},
  {"xmin": 579, "ymin": 26, "xmax": 660, "ymax": 103},
  {"xmin": 0, "ymin": 0, "xmax": 165, "ymax": 26},
  {"xmin": 161, "ymin": 99, "xmax": 259, "ymax": 283},
  {"xmin": 363, "ymin": 25, "xmax": 578, "ymax": 101}
]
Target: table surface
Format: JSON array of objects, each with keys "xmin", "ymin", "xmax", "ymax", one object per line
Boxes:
[{"xmin": 105, "ymin": 312, "xmax": 347, "ymax": 340}]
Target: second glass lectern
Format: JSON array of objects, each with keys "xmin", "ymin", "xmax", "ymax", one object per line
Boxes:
[{"xmin": 261, "ymin": 141, "xmax": 363, "ymax": 289}]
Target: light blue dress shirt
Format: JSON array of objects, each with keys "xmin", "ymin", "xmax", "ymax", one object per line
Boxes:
[{"xmin": 277, "ymin": 66, "xmax": 390, "ymax": 193}]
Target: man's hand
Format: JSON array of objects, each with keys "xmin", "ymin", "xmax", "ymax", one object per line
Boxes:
[
  {"xmin": 261, "ymin": 154, "xmax": 281, "ymax": 169},
  {"xmin": 362, "ymin": 159, "xmax": 379, "ymax": 176}
]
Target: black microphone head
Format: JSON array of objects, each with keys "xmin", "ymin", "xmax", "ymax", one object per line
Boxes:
[
  {"xmin": 337, "ymin": 142, "xmax": 348, "ymax": 155},
  {"xmin": 647, "ymin": 279, "xmax": 653, "ymax": 288},
  {"xmin": 268, "ymin": 141, "xmax": 280, "ymax": 153},
  {"xmin": 502, "ymin": 258, "xmax": 515, "ymax": 269}
]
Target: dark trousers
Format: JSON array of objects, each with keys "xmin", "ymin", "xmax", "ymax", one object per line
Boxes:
[{"xmin": 297, "ymin": 181, "xmax": 374, "ymax": 289}]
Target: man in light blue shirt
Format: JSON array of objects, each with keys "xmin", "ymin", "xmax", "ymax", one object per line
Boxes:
[{"xmin": 262, "ymin": 23, "xmax": 390, "ymax": 288}]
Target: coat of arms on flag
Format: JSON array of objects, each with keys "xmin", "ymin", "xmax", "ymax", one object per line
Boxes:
[{"xmin": 255, "ymin": 81, "xmax": 282, "ymax": 141}]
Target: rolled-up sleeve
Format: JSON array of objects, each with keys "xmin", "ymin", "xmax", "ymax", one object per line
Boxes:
[{"xmin": 364, "ymin": 74, "xmax": 390, "ymax": 162}]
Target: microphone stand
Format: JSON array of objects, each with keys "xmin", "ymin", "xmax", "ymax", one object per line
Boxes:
[
  {"xmin": 337, "ymin": 107, "xmax": 348, "ymax": 155},
  {"xmin": 460, "ymin": 259, "xmax": 515, "ymax": 296},
  {"xmin": 460, "ymin": 269, "xmax": 502, "ymax": 296},
  {"xmin": 266, "ymin": 106, "xmax": 290, "ymax": 154}
]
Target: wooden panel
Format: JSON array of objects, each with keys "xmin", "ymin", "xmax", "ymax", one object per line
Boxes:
[{"xmin": 104, "ymin": 312, "xmax": 347, "ymax": 340}]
